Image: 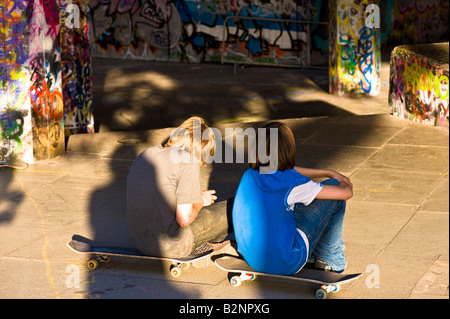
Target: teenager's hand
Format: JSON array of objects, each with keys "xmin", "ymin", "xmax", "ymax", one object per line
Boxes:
[
  {"xmin": 201, "ymin": 190, "xmax": 217, "ymax": 206},
  {"xmin": 330, "ymin": 171, "xmax": 353, "ymax": 188}
]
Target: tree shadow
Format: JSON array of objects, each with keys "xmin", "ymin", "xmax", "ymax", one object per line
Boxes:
[{"xmin": 90, "ymin": 58, "xmax": 356, "ymax": 133}]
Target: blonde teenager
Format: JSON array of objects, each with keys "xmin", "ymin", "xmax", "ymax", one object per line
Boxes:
[{"xmin": 127, "ymin": 117, "xmax": 232, "ymax": 258}]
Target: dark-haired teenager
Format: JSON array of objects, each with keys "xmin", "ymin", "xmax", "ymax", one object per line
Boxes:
[{"xmin": 232, "ymin": 122, "xmax": 353, "ymax": 275}]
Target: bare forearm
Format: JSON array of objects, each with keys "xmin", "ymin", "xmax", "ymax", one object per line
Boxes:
[
  {"xmin": 316, "ymin": 183, "xmax": 353, "ymax": 201},
  {"xmin": 176, "ymin": 190, "xmax": 217, "ymax": 227},
  {"xmin": 176, "ymin": 202, "xmax": 203, "ymax": 227},
  {"xmin": 294, "ymin": 166, "xmax": 336, "ymax": 179},
  {"xmin": 295, "ymin": 166, "xmax": 352, "ymax": 185},
  {"xmin": 192, "ymin": 202, "xmax": 204, "ymax": 217}
]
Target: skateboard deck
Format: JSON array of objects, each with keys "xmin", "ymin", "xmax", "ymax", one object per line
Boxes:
[
  {"xmin": 0, "ymin": 157, "xmax": 28, "ymax": 170},
  {"xmin": 67, "ymin": 238, "xmax": 228, "ymax": 278},
  {"xmin": 213, "ymin": 255, "xmax": 362, "ymax": 299}
]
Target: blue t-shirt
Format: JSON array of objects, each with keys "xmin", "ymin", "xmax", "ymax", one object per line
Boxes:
[{"xmin": 232, "ymin": 168, "xmax": 312, "ymax": 275}]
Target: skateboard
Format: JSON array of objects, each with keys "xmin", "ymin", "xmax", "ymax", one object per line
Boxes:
[
  {"xmin": 0, "ymin": 157, "xmax": 28, "ymax": 170},
  {"xmin": 213, "ymin": 255, "xmax": 362, "ymax": 299},
  {"xmin": 67, "ymin": 238, "xmax": 229, "ymax": 278}
]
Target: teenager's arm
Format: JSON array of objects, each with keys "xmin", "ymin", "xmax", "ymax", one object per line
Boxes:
[
  {"xmin": 176, "ymin": 190, "xmax": 217, "ymax": 227},
  {"xmin": 294, "ymin": 166, "xmax": 352, "ymax": 186},
  {"xmin": 294, "ymin": 166, "xmax": 353, "ymax": 201},
  {"xmin": 315, "ymin": 182, "xmax": 353, "ymax": 201}
]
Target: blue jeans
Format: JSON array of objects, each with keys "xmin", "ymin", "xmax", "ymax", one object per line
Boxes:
[{"xmin": 293, "ymin": 179, "xmax": 347, "ymax": 273}]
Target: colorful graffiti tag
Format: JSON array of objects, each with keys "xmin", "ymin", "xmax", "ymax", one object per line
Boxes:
[
  {"xmin": 0, "ymin": 0, "xmax": 33, "ymax": 164},
  {"xmin": 218, "ymin": 0, "xmax": 325, "ymax": 66},
  {"xmin": 27, "ymin": 0, "xmax": 65, "ymax": 160},
  {"xmin": 381, "ymin": 0, "xmax": 449, "ymax": 49},
  {"xmin": 90, "ymin": 0, "xmax": 329, "ymax": 66},
  {"xmin": 389, "ymin": 44, "xmax": 449, "ymax": 128},
  {"xmin": 329, "ymin": 0, "xmax": 381, "ymax": 97},
  {"xmin": 91, "ymin": 0, "xmax": 181, "ymax": 59}
]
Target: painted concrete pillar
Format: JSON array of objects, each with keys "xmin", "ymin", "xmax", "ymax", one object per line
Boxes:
[
  {"xmin": 1, "ymin": 0, "xmax": 92, "ymax": 165},
  {"xmin": 60, "ymin": 0, "xmax": 93, "ymax": 135},
  {"xmin": 28, "ymin": 0, "xmax": 66, "ymax": 161},
  {"xmin": 329, "ymin": 0, "xmax": 381, "ymax": 97},
  {"xmin": 1, "ymin": 0, "xmax": 39, "ymax": 164}
]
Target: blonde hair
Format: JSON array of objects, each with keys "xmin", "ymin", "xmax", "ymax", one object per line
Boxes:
[{"xmin": 165, "ymin": 116, "xmax": 215, "ymax": 164}]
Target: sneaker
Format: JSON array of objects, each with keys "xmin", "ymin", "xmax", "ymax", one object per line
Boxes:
[
  {"xmin": 314, "ymin": 257, "xmax": 348, "ymax": 274},
  {"xmin": 314, "ymin": 258, "xmax": 334, "ymax": 272},
  {"xmin": 193, "ymin": 242, "xmax": 214, "ymax": 254},
  {"xmin": 193, "ymin": 240, "xmax": 232, "ymax": 254}
]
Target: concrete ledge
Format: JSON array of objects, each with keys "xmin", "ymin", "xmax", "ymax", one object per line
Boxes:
[{"xmin": 389, "ymin": 43, "xmax": 449, "ymax": 129}]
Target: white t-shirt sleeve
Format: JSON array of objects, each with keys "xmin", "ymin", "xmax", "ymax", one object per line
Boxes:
[{"xmin": 287, "ymin": 181, "xmax": 323, "ymax": 206}]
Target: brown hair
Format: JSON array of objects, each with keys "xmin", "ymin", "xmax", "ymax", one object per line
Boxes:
[
  {"xmin": 165, "ymin": 116, "xmax": 215, "ymax": 164},
  {"xmin": 250, "ymin": 122, "xmax": 296, "ymax": 171}
]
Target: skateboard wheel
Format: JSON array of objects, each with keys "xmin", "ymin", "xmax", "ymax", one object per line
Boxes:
[
  {"xmin": 230, "ymin": 276, "xmax": 242, "ymax": 287},
  {"xmin": 315, "ymin": 288, "xmax": 327, "ymax": 299},
  {"xmin": 249, "ymin": 274, "xmax": 256, "ymax": 281},
  {"xmin": 97, "ymin": 255, "xmax": 111, "ymax": 263},
  {"xmin": 170, "ymin": 266, "xmax": 182, "ymax": 278},
  {"xmin": 331, "ymin": 284, "xmax": 340, "ymax": 293},
  {"xmin": 87, "ymin": 259, "xmax": 98, "ymax": 270}
]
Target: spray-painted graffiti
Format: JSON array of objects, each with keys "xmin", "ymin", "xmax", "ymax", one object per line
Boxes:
[
  {"xmin": 389, "ymin": 44, "xmax": 449, "ymax": 128},
  {"xmin": 60, "ymin": 0, "xmax": 93, "ymax": 134},
  {"xmin": 27, "ymin": 0, "xmax": 65, "ymax": 160},
  {"xmin": 90, "ymin": 0, "xmax": 328, "ymax": 66},
  {"xmin": 0, "ymin": 0, "xmax": 33, "ymax": 164},
  {"xmin": 219, "ymin": 0, "xmax": 324, "ymax": 66},
  {"xmin": 29, "ymin": 81, "xmax": 64, "ymax": 119},
  {"xmin": 358, "ymin": 26, "xmax": 376, "ymax": 93},
  {"xmin": 91, "ymin": 0, "xmax": 181, "ymax": 57},
  {"xmin": 329, "ymin": 0, "xmax": 381, "ymax": 96},
  {"xmin": 381, "ymin": 0, "xmax": 449, "ymax": 49},
  {"xmin": 90, "ymin": 0, "xmax": 448, "ymax": 66}
]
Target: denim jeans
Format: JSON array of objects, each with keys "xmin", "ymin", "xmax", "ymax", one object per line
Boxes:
[
  {"xmin": 190, "ymin": 198, "xmax": 234, "ymax": 249},
  {"xmin": 292, "ymin": 179, "xmax": 347, "ymax": 273}
]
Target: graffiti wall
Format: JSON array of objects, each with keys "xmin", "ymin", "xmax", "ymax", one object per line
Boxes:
[
  {"xmin": 1, "ymin": 0, "xmax": 92, "ymax": 164},
  {"xmin": 381, "ymin": 0, "xmax": 449, "ymax": 50},
  {"xmin": 328, "ymin": 0, "xmax": 381, "ymax": 97},
  {"xmin": 89, "ymin": 0, "xmax": 448, "ymax": 67},
  {"xmin": 89, "ymin": 0, "xmax": 329, "ymax": 66},
  {"xmin": 389, "ymin": 44, "xmax": 449, "ymax": 129}
]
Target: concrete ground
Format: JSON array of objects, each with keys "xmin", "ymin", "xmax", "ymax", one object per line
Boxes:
[{"xmin": 0, "ymin": 58, "xmax": 448, "ymax": 301}]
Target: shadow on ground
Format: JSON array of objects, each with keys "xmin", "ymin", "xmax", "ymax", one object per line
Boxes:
[{"xmin": 80, "ymin": 59, "xmax": 385, "ymax": 298}]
